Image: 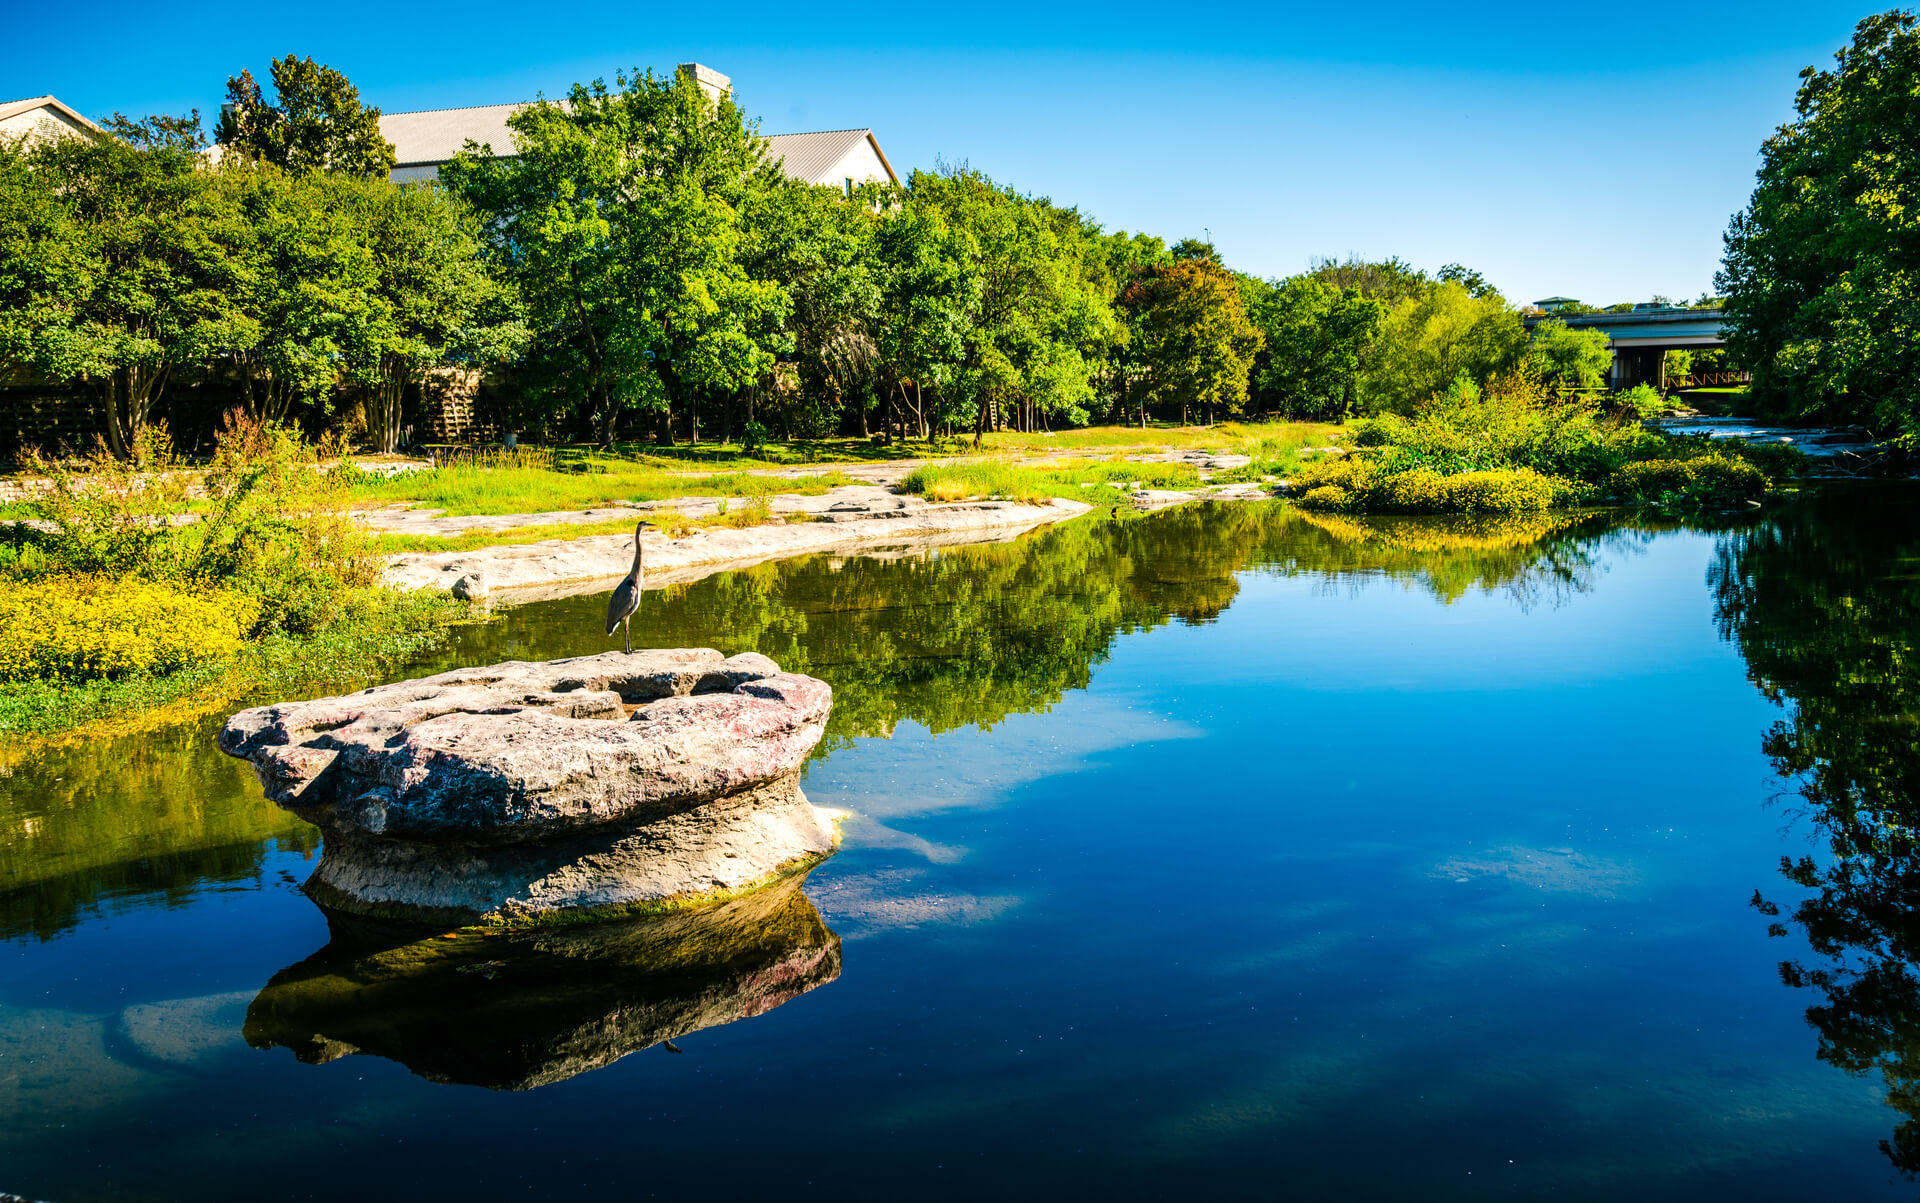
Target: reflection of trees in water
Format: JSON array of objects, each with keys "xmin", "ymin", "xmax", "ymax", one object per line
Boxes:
[
  {"xmin": 2, "ymin": 502, "xmax": 1639, "ymax": 944},
  {"xmin": 1714, "ymin": 486, "xmax": 1920, "ymax": 1175},
  {"xmin": 0, "ymin": 718, "xmax": 317, "ymax": 941},
  {"xmin": 611, "ymin": 503, "xmax": 1636, "ymax": 746},
  {"xmin": 1287, "ymin": 510, "xmax": 1622, "ymax": 610}
]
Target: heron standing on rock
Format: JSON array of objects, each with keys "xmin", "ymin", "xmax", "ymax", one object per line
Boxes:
[{"xmin": 606, "ymin": 520, "xmax": 655, "ymax": 654}]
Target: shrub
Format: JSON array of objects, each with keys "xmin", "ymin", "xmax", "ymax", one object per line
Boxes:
[
  {"xmin": 1292, "ymin": 456, "xmax": 1568, "ymax": 514},
  {"xmin": 740, "ymin": 420, "xmax": 769, "ymax": 456},
  {"xmin": 1299, "ymin": 485, "xmax": 1352, "ymax": 510},
  {"xmin": 20, "ymin": 412, "xmax": 378, "ymax": 635},
  {"xmin": 0, "ymin": 576, "xmax": 259, "ymax": 682},
  {"xmin": 1381, "ymin": 466, "xmax": 1563, "ymax": 512},
  {"xmin": 1607, "ymin": 455, "xmax": 1768, "ymax": 504},
  {"xmin": 1612, "ymin": 383, "xmax": 1666, "ymax": 419}
]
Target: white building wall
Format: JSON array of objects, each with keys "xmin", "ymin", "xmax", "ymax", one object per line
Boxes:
[
  {"xmin": 0, "ymin": 104, "xmax": 92, "ymax": 144},
  {"xmin": 831, "ymin": 139, "xmax": 892, "ymax": 189}
]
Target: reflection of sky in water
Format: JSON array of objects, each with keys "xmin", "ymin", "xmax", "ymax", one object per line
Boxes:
[{"xmin": 0, "ymin": 503, "xmax": 1912, "ymax": 1200}]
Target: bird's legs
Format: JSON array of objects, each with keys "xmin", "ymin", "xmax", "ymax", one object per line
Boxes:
[{"xmin": 623, "ymin": 615, "xmax": 632, "ymax": 655}]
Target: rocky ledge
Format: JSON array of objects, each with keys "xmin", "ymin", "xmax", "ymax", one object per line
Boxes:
[{"xmin": 217, "ymin": 649, "xmax": 838, "ymax": 925}]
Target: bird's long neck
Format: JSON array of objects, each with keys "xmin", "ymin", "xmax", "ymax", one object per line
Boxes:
[{"xmin": 630, "ymin": 529, "xmax": 645, "ymax": 577}]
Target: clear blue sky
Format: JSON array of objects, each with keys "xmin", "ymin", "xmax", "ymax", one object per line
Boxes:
[{"xmin": 2, "ymin": 0, "xmax": 1881, "ymax": 304}]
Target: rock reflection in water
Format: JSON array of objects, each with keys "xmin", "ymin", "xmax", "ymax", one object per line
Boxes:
[{"xmin": 244, "ymin": 874, "xmax": 840, "ymax": 1090}]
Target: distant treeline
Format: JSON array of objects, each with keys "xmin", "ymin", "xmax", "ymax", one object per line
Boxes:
[{"xmin": 2, "ymin": 56, "xmax": 1635, "ymax": 455}]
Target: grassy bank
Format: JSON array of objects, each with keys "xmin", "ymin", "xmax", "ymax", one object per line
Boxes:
[
  {"xmin": 340, "ymin": 421, "xmax": 1345, "ymax": 518},
  {"xmin": 899, "ymin": 457, "xmax": 1209, "ymax": 504},
  {"xmin": 347, "ymin": 454, "xmax": 856, "ymax": 517},
  {"xmin": 0, "ymin": 418, "xmax": 480, "ymax": 740},
  {"xmin": 0, "ymin": 587, "xmax": 471, "ymax": 739}
]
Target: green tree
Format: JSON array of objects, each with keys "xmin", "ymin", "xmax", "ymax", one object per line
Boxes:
[
  {"xmin": 31, "ymin": 112, "xmax": 253, "ymax": 458},
  {"xmin": 1119, "ymin": 253, "xmax": 1263, "ymax": 425},
  {"xmin": 351, "ymin": 181, "xmax": 521, "ymax": 454},
  {"xmin": 742, "ymin": 179, "xmax": 880, "ymax": 440},
  {"xmin": 910, "ymin": 167, "xmax": 1112, "ymax": 440},
  {"xmin": 869, "ymin": 195, "xmax": 971, "ymax": 440},
  {"xmin": 224, "ymin": 166, "xmax": 381, "ymax": 424},
  {"xmin": 1246, "ymin": 275, "xmax": 1386, "ymax": 420},
  {"xmin": 0, "ymin": 135, "xmax": 92, "ymax": 382},
  {"xmin": 446, "ymin": 69, "xmax": 785, "ymax": 446},
  {"xmin": 1309, "ymin": 254, "xmax": 1431, "ymax": 306},
  {"xmin": 215, "ymin": 56, "xmax": 396, "ymax": 179},
  {"xmin": 1368, "ymin": 279, "xmax": 1525, "ymax": 412},
  {"xmin": 1525, "ymin": 317, "xmax": 1612, "ymax": 391},
  {"xmin": 1719, "ymin": 11, "xmax": 1920, "ymax": 431}
]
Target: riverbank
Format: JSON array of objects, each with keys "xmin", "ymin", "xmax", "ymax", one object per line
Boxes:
[{"xmin": 382, "ymin": 492, "xmax": 1095, "ymax": 600}]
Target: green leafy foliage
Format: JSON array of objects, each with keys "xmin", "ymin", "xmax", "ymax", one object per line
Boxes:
[
  {"xmin": 444, "ymin": 68, "xmax": 786, "ymax": 447},
  {"xmin": 214, "ymin": 56, "xmax": 397, "ymax": 178},
  {"xmin": 1719, "ymin": 10, "xmax": 1920, "ymax": 432},
  {"xmin": 1526, "ymin": 318, "xmax": 1613, "ymax": 390},
  {"xmin": 1297, "ymin": 371, "xmax": 1785, "ymax": 513}
]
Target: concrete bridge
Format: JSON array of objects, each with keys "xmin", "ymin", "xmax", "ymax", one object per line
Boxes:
[{"xmin": 1525, "ymin": 308, "xmax": 1727, "ymax": 390}]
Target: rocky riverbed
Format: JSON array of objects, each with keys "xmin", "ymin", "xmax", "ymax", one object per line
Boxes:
[{"xmin": 380, "ymin": 489, "xmax": 1093, "ymax": 600}]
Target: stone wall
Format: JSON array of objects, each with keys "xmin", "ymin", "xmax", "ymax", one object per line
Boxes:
[{"xmin": 0, "ymin": 385, "xmax": 102, "ymax": 461}]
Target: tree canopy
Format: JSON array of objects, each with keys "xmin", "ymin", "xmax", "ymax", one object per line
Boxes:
[
  {"xmin": 1719, "ymin": 10, "xmax": 1920, "ymax": 432},
  {"xmin": 215, "ymin": 56, "xmax": 397, "ymax": 178}
]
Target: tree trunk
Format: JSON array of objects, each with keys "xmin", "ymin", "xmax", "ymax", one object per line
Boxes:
[
  {"xmin": 367, "ymin": 356, "xmax": 410, "ymax": 455},
  {"xmin": 99, "ymin": 363, "xmax": 171, "ymax": 460}
]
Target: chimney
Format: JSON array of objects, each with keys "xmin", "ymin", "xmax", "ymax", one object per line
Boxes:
[{"xmin": 676, "ymin": 63, "xmax": 732, "ymax": 107}]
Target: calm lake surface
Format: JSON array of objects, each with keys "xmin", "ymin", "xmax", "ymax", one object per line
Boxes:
[{"xmin": 4, "ymin": 492, "xmax": 1919, "ymax": 1200}]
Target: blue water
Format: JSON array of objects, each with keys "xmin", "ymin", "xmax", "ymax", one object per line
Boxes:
[{"xmin": 1, "ymin": 497, "xmax": 1914, "ymax": 1200}]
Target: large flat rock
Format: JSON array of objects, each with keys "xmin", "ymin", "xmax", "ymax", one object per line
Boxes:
[{"xmin": 218, "ymin": 650, "xmax": 840, "ymax": 924}]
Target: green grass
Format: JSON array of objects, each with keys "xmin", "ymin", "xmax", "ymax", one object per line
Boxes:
[
  {"xmin": 348, "ymin": 458, "xmax": 856, "ymax": 517},
  {"xmin": 977, "ymin": 419, "xmax": 1342, "ymax": 455},
  {"xmin": 367, "ymin": 499, "xmax": 789, "ymax": 555},
  {"xmin": 899, "ymin": 457, "xmax": 1207, "ymax": 503}
]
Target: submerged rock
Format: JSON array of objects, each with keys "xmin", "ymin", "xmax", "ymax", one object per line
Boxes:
[
  {"xmin": 218, "ymin": 649, "xmax": 838, "ymax": 924},
  {"xmin": 244, "ymin": 873, "xmax": 840, "ymax": 1089}
]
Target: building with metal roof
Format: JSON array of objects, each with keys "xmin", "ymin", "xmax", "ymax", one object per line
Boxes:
[{"xmin": 381, "ymin": 65, "xmax": 898, "ymax": 191}]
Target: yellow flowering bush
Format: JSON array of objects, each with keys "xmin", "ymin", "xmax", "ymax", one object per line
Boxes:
[
  {"xmin": 1382, "ymin": 466, "xmax": 1563, "ymax": 512},
  {"xmin": 1299, "ymin": 485, "xmax": 1352, "ymax": 509},
  {"xmin": 0, "ymin": 576, "xmax": 260, "ymax": 682},
  {"xmin": 1608, "ymin": 455, "xmax": 1768, "ymax": 503},
  {"xmin": 1291, "ymin": 455, "xmax": 1573, "ymax": 514}
]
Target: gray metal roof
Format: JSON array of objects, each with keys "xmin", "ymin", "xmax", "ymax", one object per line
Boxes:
[
  {"xmin": 378, "ymin": 104, "xmax": 897, "ymax": 186},
  {"xmin": 381, "ymin": 103, "xmax": 526, "ymax": 167},
  {"xmin": 764, "ymin": 128, "xmax": 889, "ymax": 186}
]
